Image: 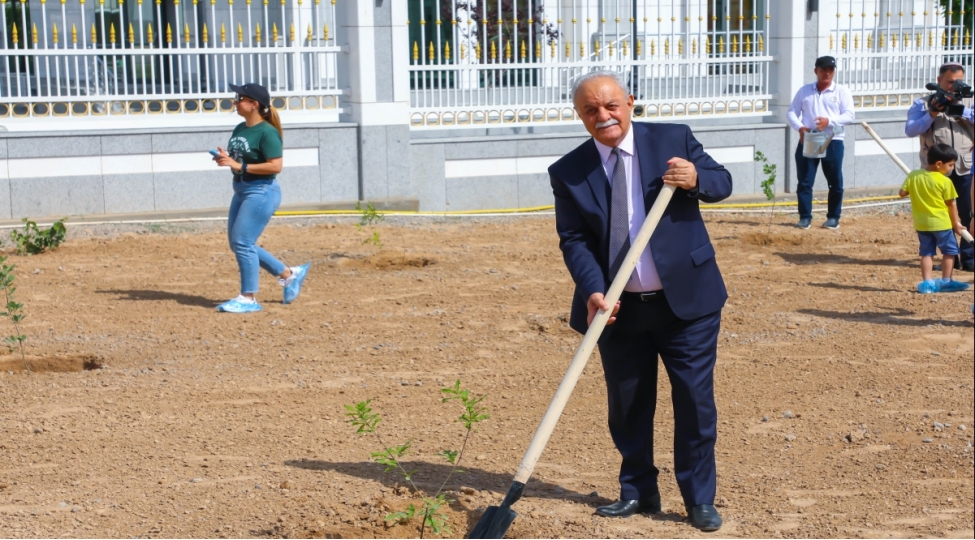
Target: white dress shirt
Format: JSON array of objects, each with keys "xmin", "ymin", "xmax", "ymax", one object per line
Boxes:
[
  {"xmin": 786, "ymin": 81, "xmax": 855, "ymax": 140},
  {"xmin": 593, "ymin": 126, "xmax": 663, "ymax": 292}
]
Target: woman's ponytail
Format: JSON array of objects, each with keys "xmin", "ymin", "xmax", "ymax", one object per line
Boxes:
[{"xmin": 263, "ymin": 105, "xmax": 284, "ymax": 141}]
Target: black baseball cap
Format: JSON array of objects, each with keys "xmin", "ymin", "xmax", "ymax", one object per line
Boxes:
[
  {"xmin": 229, "ymin": 82, "xmax": 270, "ymax": 108},
  {"xmin": 815, "ymin": 56, "xmax": 837, "ymax": 69}
]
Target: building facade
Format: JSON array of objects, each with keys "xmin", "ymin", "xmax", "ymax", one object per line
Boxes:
[{"xmin": 0, "ymin": 0, "xmax": 972, "ymax": 218}]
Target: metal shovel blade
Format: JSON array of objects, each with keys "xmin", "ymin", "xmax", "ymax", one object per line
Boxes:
[
  {"xmin": 466, "ymin": 481, "xmax": 524, "ymax": 539},
  {"xmin": 467, "ymin": 505, "xmax": 517, "ymax": 539}
]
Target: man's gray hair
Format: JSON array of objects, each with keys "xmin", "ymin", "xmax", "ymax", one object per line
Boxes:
[{"xmin": 570, "ymin": 70, "xmax": 630, "ymax": 101}]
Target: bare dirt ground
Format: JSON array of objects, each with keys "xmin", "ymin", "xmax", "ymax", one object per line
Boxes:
[{"xmin": 0, "ymin": 207, "xmax": 972, "ymax": 539}]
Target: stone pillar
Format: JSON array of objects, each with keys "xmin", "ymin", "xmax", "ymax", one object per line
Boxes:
[
  {"xmin": 767, "ymin": 1, "xmax": 811, "ymax": 193},
  {"xmin": 336, "ymin": 0, "xmax": 411, "ymax": 202}
]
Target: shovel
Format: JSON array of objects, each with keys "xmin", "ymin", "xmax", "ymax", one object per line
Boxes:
[
  {"xmin": 468, "ymin": 185, "xmax": 677, "ymax": 539},
  {"xmin": 861, "ymin": 121, "xmax": 975, "ymax": 245}
]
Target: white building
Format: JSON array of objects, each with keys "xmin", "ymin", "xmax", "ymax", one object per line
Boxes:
[{"xmin": 0, "ymin": 0, "xmax": 971, "ymax": 217}]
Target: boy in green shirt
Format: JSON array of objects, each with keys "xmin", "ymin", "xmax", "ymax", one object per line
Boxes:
[{"xmin": 898, "ymin": 143, "xmax": 970, "ymax": 293}]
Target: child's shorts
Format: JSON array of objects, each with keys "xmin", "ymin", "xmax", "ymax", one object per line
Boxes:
[{"xmin": 917, "ymin": 230, "xmax": 959, "ymax": 257}]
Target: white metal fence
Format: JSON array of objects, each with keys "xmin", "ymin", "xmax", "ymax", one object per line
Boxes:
[
  {"xmin": 407, "ymin": 0, "xmax": 773, "ymax": 129},
  {"xmin": 0, "ymin": 0, "xmax": 342, "ymax": 121},
  {"xmin": 827, "ymin": 0, "xmax": 973, "ymax": 110}
]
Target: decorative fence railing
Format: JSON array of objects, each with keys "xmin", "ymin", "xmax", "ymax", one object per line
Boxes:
[
  {"xmin": 827, "ymin": 0, "xmax": 973, "ymax": 110},
  {"xmin": 0, "ymin": 0, "xmax": 342, "ymax": 122},
  {"xmin": 407, "ymin": 0, "xmax": 773, "ymax": 129}
]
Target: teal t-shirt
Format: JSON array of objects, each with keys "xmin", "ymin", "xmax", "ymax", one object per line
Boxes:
[{"xmin": 227, "ymin": 121, "xmax": 283, "ymax": 180}]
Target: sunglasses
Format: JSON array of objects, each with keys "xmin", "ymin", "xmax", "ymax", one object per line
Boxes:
[{"xmin": 234, "ymin": 94, "xmax": 256, "ymax": 104}]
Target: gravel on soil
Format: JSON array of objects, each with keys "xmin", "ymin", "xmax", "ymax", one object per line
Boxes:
[{"xmin": 0, "ymin": 208, "xmax": 972, "ymax": 539}]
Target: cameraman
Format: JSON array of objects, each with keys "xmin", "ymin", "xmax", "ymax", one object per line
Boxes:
[{"xmin": 905, "ymin": 62, "xmax": 974, "ymax": 271}]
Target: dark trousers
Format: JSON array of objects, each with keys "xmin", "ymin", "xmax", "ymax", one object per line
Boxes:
[
  {"xmin": 949, "ymin": 170, "xmax": 973, "ymax": 268},
  {"xmin": 795, "ymin": 140, "xmax": 845, "ymax": 220},
  {"xmin": 596, "ymin": 297, "xmax": 721, "ymax": 507}
]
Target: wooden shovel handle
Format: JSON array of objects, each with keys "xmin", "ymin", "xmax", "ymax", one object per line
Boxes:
[
  {"xmin": 860, "ymin": 121, "xmax": 912, "ymax": 175},
  {"xmin": 512, "ymin": 185, "xmax": 677, "ymax": 484}
]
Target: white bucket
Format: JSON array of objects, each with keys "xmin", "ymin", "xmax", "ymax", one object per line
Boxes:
[{"xmin": 802, "ymin": 130, "xmax": 830, "ymax": 158}]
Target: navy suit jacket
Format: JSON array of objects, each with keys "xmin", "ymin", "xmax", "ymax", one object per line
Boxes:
[{"xmin": 549, "ymin": 122, "xmax": 732, "ymax": 335}]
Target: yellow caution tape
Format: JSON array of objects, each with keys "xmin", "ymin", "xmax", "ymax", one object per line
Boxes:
[{"xmin": 273, "ymin": 195, "xmax": 902, "ymax": 216}]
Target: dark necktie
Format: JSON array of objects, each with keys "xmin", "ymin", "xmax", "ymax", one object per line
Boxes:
[{"xmin": 608, "ymin": 147, "xmax": 630, "ymax": 280}]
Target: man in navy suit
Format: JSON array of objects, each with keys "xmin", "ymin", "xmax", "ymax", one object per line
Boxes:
[{"xmin": 549, "ymin": 71, "xmax": 731, "ymax": 531}]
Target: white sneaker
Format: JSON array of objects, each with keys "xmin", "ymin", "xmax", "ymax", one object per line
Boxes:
[
  {"xmin": 216, "ymin": 295, "xmax": 262, "ymax": 313},
  {"xmin": 279, "ymin": 267, "xmax": 300, "ymax": 287}
]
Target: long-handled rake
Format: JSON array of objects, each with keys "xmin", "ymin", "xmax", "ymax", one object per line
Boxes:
[{"xmin": 468, "ymin": 185, "xmax": 677, "ymax": 539}]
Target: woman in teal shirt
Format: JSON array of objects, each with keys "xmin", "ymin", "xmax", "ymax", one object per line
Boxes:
[{"xmin": 212, "ymin": 83, "xmax": 310, "ymax": 313}]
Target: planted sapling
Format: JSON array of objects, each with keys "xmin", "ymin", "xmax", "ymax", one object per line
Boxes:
[
  {"xmin": 345, "ymin": 379, "xmax": 489, "ymax": 538},
  {"xmin": 754, "ymin": 151, "xmax": 778, "ymax": 242},
  {"xmin": 0, "ymin": 255, "xmax": 28, "ymax": 371},
  {"xmin": 355, "ymin": 202, "xmax": 385, "ymax": 247}
]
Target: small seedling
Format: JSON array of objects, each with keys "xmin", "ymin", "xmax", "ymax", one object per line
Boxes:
[
  {"xmin": 356, "ymin": 202, "xmax": 385, "ymax": 228},
  {"xmin": 10, "ymin": 218, "xmax": 67, "ymax": 255},
  {"xmin": 355, "ymin": 202, "xmax": 385, "ymax": 247},
  {"xmin": 366, "ymin": 230, "xmax": 383, "ymax": 248},
  {"xmin": 0, "ymin": 255, "xmax": 29, "ymax": 372},
  {"xmin": 345, "ymin": 380, "xmax": 489, "ymax": 538},
  {"xmin": 754, "ymin": 151, "xmax": 778, "ymax": 242}
]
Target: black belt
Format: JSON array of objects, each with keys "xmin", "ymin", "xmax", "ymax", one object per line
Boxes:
[
  {"xmin": 233, "ymin": 174, "xmax": 270, "ymax": 183},
  {"xmin": 621, "ymin": 290, "xmax": 666, "ymax": 303}
]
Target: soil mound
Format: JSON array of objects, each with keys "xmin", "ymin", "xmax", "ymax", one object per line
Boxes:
[
  {"xmin": 741, "ymin": 232, "xmax": 808, "ymax": 246},
  {"xmin": 0, "ymin": 354, "xmax": 102, "ymax": 373},
  {"xmin": 337, "ymin": 250, "xmax": 435, "ymax": 269}
]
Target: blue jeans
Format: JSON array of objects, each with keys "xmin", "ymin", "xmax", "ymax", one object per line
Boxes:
[
  {"xmin": 795, "ymin": 140, "xmax": 844, "ymax": 221},
  {"xmin": 228, "ymin": 179, "xmax": 286, "ymax": 295}
]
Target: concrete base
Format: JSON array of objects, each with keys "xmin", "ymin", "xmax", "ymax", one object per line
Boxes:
[
  {"xmin": 0, "ymin": 123, "xmax": 360, "ymax": 221},
  {"xmin": 1, "ymin": 116, "xmax": 920, "ymax": 218}
]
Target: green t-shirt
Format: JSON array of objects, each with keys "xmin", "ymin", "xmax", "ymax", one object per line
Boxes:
[
  {"xmin": 227, "ymin": 121, "xmax": 283, "ymax": 180},
  {"xmin": 900, "ymin": 169, "xmax": 958, "ymax": 232}
]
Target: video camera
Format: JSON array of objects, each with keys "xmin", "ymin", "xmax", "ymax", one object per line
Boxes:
[{"xmin": 925, "ymin": 80, "xmax": 974, "ymax": 117}]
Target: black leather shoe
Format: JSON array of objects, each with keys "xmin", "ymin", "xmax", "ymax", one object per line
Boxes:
[
  {"xmin": 686, "ymin": 504, "xmax": 722, "ymax": 531},
  {"xmin": 595, "ymin": 491, "xmax": 661, "ymax": 518}
]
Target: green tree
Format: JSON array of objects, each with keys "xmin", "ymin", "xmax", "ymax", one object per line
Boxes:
[{"xmin": 939, "ymin": 0, "xmax": 973, "ymax": 34}]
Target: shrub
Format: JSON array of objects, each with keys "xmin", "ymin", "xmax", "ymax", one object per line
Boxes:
[{"xmin": 10, "ymin": 218, "xmax": 67, "ymax": 255}]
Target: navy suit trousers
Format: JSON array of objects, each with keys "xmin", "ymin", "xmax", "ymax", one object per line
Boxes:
[{"xmin": 596, "ymin": 296, "xmax": 720, "ymax": 507}]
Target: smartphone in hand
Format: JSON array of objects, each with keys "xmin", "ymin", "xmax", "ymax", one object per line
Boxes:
[{"xmin": 208, "ymin": 149, "xmax": 220, "ymax": 158}]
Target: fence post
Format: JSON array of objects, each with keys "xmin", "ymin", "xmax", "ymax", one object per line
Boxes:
[
  {"xmin": 336, "ymin": 0, "xmax": 411, "ymax": 203},
  {"xmin": 767, "ymin": 0, "xmax": 812, "ymax": 194}
]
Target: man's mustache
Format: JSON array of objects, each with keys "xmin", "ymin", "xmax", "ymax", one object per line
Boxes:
[{"xmin": 595, "ymin": 118, "xmax": 620, "ymax": 129}]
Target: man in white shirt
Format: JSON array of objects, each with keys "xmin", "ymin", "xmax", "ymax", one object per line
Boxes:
[{"xmin": 787, "ymin": 55, "xmax": 856, "ymax": 230}]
